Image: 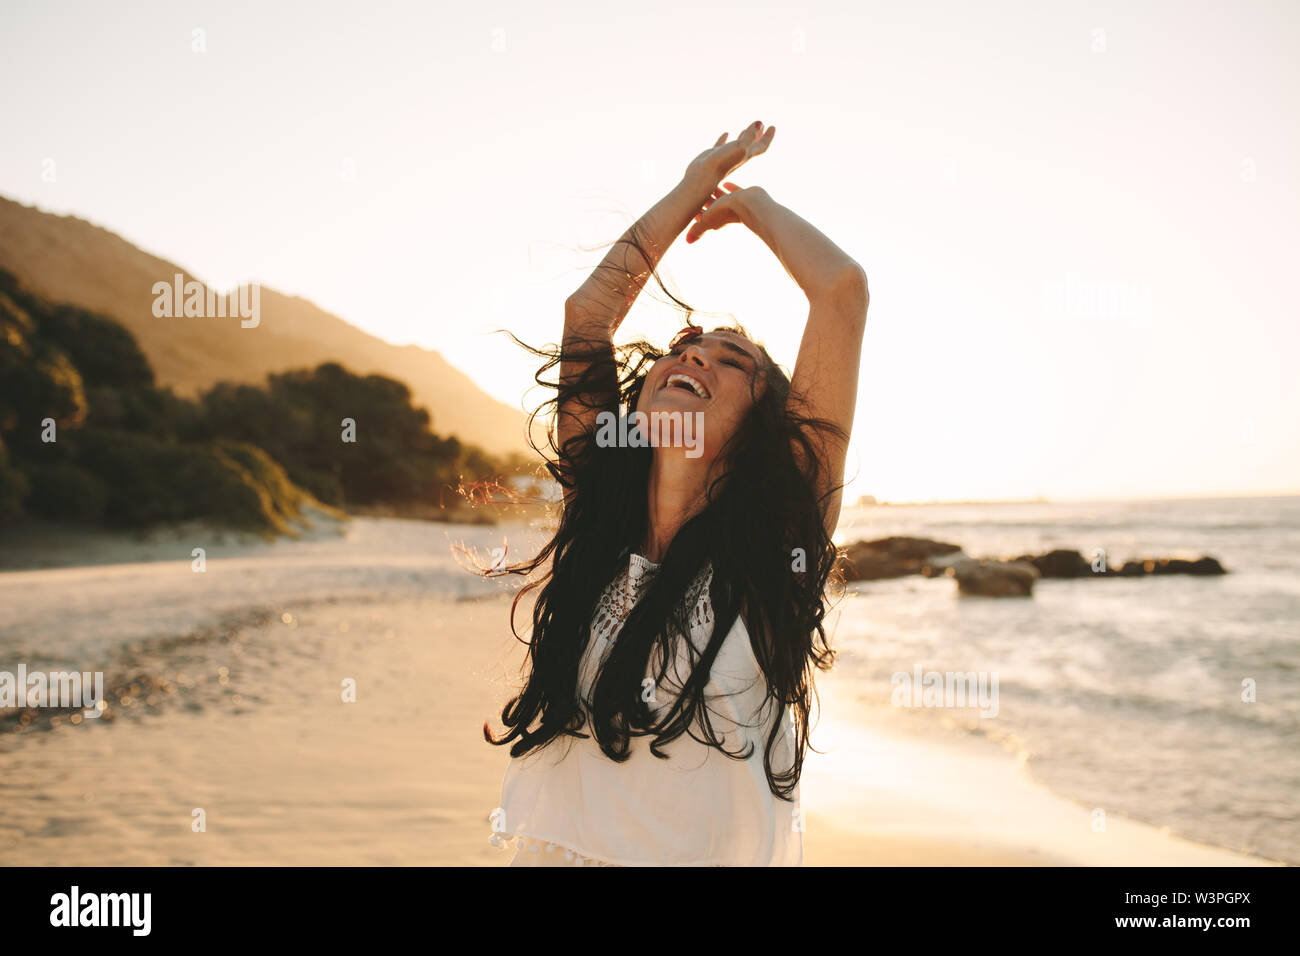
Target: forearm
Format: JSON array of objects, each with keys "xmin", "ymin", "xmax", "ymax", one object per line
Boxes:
[
  {"xmin": 736, "ymin": 188, "xmax": 865, "ymax": 302},
  {"xmin": 565, "ymin": 177, "xmax": 714, "ymax": 334}
]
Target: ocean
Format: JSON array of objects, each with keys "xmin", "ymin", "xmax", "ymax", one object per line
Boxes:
[{"xmin": 829, "ymin": 495, "xmax": 1299, "ymax": 864}]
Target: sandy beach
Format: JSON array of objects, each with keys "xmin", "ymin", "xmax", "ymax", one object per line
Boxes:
[{"xmin": 0, "ymin": 517, "xmax": 1282, "ymax": 866}]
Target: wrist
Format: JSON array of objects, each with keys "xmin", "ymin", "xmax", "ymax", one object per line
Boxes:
[
  {"xmin": 676, "ymin": 172, "xmax": 718, "ymax": 204},
  {"xmin": 734, "ymin": 186, "xmax": 774, "ymax": 226}
]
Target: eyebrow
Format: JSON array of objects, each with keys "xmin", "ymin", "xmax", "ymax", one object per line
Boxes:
[
  {"xmin": 671, "ymin": 331, "xmax": 760, "ymax": 367},
  {"xmin": 717, "ymin": 338, "xmax": 759, "ymax": 367}
]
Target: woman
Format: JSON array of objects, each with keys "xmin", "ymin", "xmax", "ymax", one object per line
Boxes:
[{"xmin": 484, "ymin": 120, "xmax": 869, "ymax": 866}]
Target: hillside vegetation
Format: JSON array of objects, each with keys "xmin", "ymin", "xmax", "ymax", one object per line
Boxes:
[{"xmin": 0, "ymin": 269, "xmax": 516, "ymax": 534}]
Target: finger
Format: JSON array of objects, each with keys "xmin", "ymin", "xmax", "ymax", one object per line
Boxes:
[
  {"xmin": 740, "ymin": 125, "xmax": 773, "ymax": 158},
  {"xmin": 686, "ymin": 210, "xmax": 713, "ymax": 242},
  {"xmin": 748, "ymin": 129, "xmax": 774, "ymax": 157},
  {"xmin": 715, "ymin": 132, "xmax": 728, "ymax": 146}
]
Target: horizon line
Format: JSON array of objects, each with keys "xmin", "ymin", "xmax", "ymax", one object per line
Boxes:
[{"xmin": 850, "ymin": 490, "xmax": 1300, "ymax": 507}]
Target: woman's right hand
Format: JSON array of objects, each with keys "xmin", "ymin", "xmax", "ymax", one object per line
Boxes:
[
  {"xmin": 684, "ymin": 182, "xmax": 767, "ymax": 243},
  {"xmin": 682, "ymin": 121, "xmax": 775, "ymax": 190}
]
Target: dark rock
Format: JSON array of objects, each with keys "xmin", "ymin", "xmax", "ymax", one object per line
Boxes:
[
  {"xmin": 841, "ymin": 537, "xmax": 1229, "ymax": 583},
  {"xmin": 838, "ymin": 536, "xmax": 963, "ymax": 582},
  {"xmin": 1011, "ymin": 549, "xmax": 1091, "ymax": 578},
  {"xmin": 952, "ymin": 558, "xmax": 1039, "ymax": 597},
  {"xmin": 1118, "ymin": 556, "xmax": 1227, "ymax": 576},
  {"xmin": 1010, "ymin": 550, "xmax": 1228, "ymax": 578}
]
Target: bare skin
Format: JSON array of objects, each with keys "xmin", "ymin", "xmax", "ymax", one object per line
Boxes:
[
  {"xmin": 561, "ymin": 120, "xmax": 869, "ymax": 561},
  {"xmin": 634, "ymin": 329, "xmax": 767, "ymax": 561}
]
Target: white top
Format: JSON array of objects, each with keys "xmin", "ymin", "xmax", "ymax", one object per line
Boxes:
[{"xmin": 490, "ymin": 551, "xmax": 803, "ymax": 866}]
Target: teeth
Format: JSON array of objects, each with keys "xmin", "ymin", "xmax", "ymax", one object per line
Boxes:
[{"xmin": 666, "ymin": 373, "xmax": 708, "ymax": 399}]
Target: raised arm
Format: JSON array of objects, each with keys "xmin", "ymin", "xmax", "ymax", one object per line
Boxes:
[
  {"xmin": 556, "ymin": 122, "xmax": 777, "ymax": 495},
  {"xmin": 688, "ymin": 183, "xmax": 869, "ymax": 536},
  {"xmin": 558, "ymin": 181, "xmax": 703, "ymax": 462}
]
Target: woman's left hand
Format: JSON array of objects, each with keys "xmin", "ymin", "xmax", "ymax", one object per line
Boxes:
[{"xmin": 683, "ymin": 121, "xmax": 775, "ymax": 190}]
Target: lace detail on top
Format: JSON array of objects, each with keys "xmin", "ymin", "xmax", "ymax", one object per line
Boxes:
[
  {"xmin": 579, "ymin": 551, "xmax": 717, "ymax": 716},
  {"xmin": 590, "ymin": 552, "xmax": 660, "ymax": 645},
  {"xmin": 589, "ymin": 552, "xmax": 715, "ymax": 646}
]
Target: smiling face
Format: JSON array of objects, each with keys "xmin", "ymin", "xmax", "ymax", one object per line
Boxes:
[{"xmin": 635, "ymin": 329, "xmax": 767, "ymax": 463}]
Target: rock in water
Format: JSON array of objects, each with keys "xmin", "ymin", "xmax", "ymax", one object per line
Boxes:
[
  {"xmin": 1012, "ymin": 549, "xmax": 1091, "ymax": 578},
  {"xmin": 1012, "ymin": 550, "xmax": 1228, "ymax": 578},
  {"xmin": 952, "ymin": 558, "xmax": 1039, "ymax": 597},
  {"xmin": 838, "ymin": 536, "xmax": 963, "ymax": 581},
  {"xmin": 1117, "ymin": 556, "xmax": 1228, "ymax": 576}
]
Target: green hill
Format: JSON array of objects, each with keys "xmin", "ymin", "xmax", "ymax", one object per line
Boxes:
[{"xmin": 0, "ymin": 194, "xmax": 531, "ymax": 457}]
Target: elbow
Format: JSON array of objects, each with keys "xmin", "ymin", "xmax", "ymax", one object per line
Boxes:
[
  {"xmin": 828, "ymin": 264, "xmax": 870, "ymax": 321},
  {"xmin": 836, "ymin": 263, "xmax": 869, "ymax": 300},
  {"xmin": 564, "ymin": 293, "xmax": 598, "ymax": 328}
]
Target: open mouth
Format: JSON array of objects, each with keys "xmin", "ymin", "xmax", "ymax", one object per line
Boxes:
[{"xmin": 664, "ymin": 372, "xmax": 710, "ymax": 399}]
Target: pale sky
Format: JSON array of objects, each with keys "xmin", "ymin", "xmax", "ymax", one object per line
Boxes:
[{"xmin": 2, "ymin": 0, "xmax": 1296, "ymax": 502}]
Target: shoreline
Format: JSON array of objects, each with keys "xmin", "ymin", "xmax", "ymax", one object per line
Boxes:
[
  {"xmin": 801, "ymin": 674, "xmax": 1280, "ymax": 866},
  {"xmin": 0, "ymin": 507, "xmax": 542, "ymax": 573},
  {"xmin": 0, "ymin": 514, "xmax": 352, "ymax": 572}
]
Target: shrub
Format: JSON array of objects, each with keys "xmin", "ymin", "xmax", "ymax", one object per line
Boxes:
[{"xmin": 23, "ymin": 461, "xmax": 108, "ymax": 523}]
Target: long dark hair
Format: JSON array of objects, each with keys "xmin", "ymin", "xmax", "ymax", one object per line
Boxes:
[{"xmin": 481, "ymin": 223, "xmax": 847, "ymax": 800}]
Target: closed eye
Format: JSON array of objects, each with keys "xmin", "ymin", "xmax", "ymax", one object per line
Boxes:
[{"xmin": 669, "ymin": 347, "xmax": 743, "ymax": 368}]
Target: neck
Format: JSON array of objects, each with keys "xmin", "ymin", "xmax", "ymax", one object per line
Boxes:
[{"xmin": 638, "ymin": 450, "xmax": 713, "ymax": 562}]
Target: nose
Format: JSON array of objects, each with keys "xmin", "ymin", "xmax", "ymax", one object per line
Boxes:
[{"xmin": 681, "ymin": 344, "xmax": 710, "ymax": 369}]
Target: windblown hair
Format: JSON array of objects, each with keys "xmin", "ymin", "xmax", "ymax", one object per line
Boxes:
[{"xmin": 481, "ymin": 224, "xmax": 847, "ymax": 800}]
